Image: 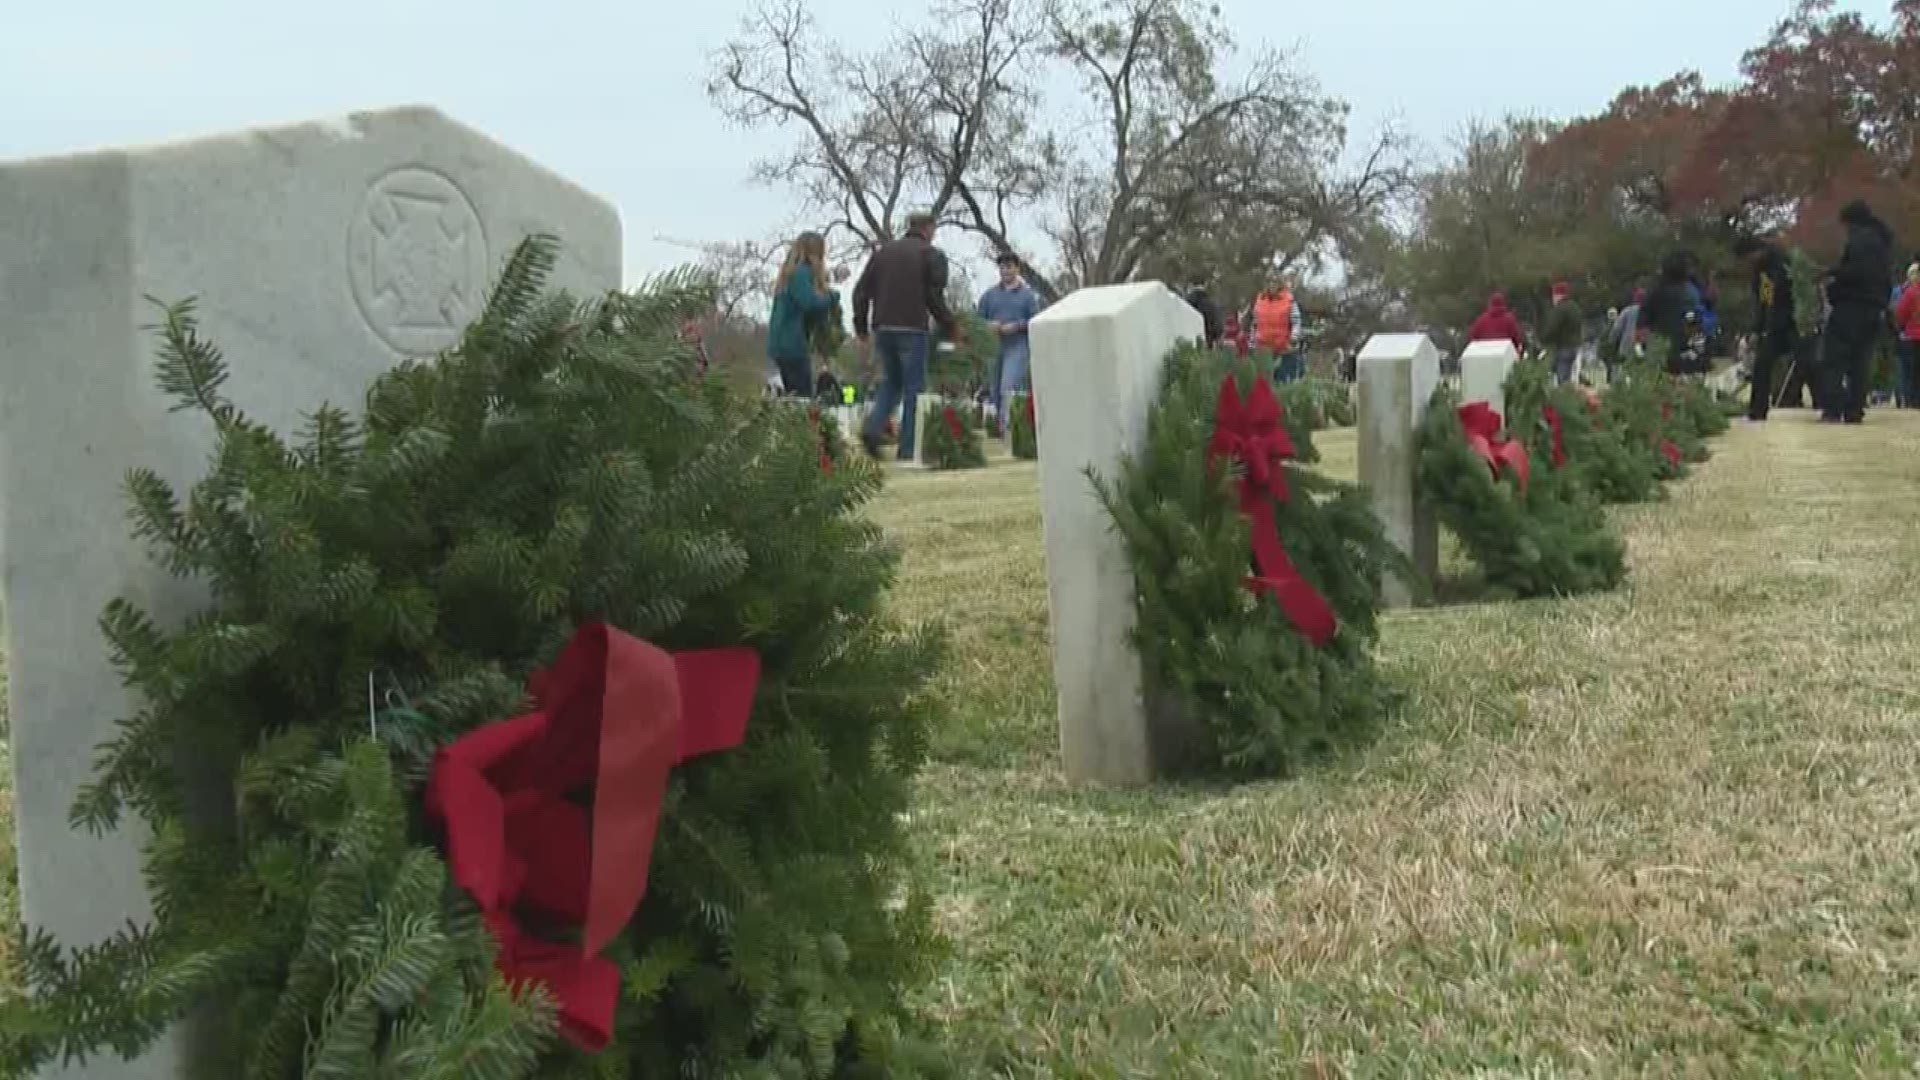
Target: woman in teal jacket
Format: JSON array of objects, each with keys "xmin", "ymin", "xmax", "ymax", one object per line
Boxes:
[{"xmin": 767, "ymin": 231, "xmax": 839, "ymax": 397}]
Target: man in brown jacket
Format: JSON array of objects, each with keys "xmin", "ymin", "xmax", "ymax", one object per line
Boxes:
[{"xmin": 852, "ymin": 212, "xmax": 961, "ymax": 460}]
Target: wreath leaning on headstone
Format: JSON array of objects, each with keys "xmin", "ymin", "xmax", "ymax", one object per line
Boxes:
[
  {"xmin": 0, "ymin": 237, "xmax": 949, "ymax": 1079},
  {"xmin": 1090, "ymin": 346, "xmax": 1405, "ymax": 779},
  {"xmin": 1501, "ymin": 360, "xmax": 1663, "ymax": 505},
  {"xmin": 1417, "ymin": 386, "xmax": 1627, "ymax": 600},
  {"xmin": 920, "ymin": 399, "xmax": 987, "ymax": 469},
  {"xmin": 1008, "ymin": 392, "xmax": 1038, "ymax": 460}
]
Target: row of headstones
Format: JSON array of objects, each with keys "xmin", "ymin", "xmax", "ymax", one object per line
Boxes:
[
  {"xmin": 1026, "ymin": 283, "xmax": 1524, "ymax": 784},
  {"xmin": 0, "ymin": 106, "xmax": 1517, "ymax": 1077}
]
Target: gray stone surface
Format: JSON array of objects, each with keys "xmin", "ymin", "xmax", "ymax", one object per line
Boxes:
[
  {"xmin": 1357, "ymin": 333, "xmax": 1441, "ymax": 607},
  {"xmin": 912, "ymin": 394, "xmax": 942, "ymax": 468},
  {"xmin": 1029, "ymin": 282, "xmax": 1202, "ymax": 784},
  {"xmin": 1460, "ymin": 339, "xmax": 1519, "ymax": 419},
  {"xmin": 0, "ymin": 106, "xmax": 620, "ymax": 1078}
]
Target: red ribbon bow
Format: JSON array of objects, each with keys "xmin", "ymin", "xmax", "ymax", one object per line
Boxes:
[
  {"xmin": 1206, "ymin": 375, "xmax": 1336, "ymax": 647},
  {"xmin": 942, "ymin": 405, "xmax": 964, "ymax": 441},
  {"xmin": 425, "ymin": 624, "xmax": 760, "ymax": 1051},
  {"xmin": 1457, "ymin": 401, "xmax": 1531, "ymax": 492},
  {"xmin": 1543, "ymin": 404, "xmax": 1567, "ymax": 469},
  {"xmin": 1659, "ymin": 439, "xmax": 1684, "ymax": 467}
]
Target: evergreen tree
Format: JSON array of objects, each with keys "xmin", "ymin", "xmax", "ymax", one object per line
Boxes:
[
  {"xmin": 1091, "ymin": 348, "xmax": 1404, "ymax": 778},
  {"xmin": 0, "ymin": 237, "xmax": 946, "ymax": 1079}
]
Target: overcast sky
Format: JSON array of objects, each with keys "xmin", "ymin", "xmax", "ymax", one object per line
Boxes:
[{"xmin": 3, "ymin": 0, "xmax": 1878, "ymax": 286}]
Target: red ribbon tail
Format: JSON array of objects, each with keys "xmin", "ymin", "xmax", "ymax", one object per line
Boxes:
[
  {"xmin": 1247, "ymin": 514, "xmax": 1337, "ymax": 646},
  {"xmin": 497, "ymin": 929, "xmax": 622, "ymax": 1052},
  {"xmin": 1497, "ymin": 440, "xmax": 1531, "ymax": 492}
]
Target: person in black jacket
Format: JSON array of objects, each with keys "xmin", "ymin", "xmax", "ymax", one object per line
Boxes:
[
  {"xmin": 851, "ymin": 212, "xmax": 961, "ymax": 459},
  {"xmin": 1183, "ymin": 284, "xmax": 1224, "ymax": 346},
  {"xmin": 1821, "ymin": 199, "xmax": 1897, "ymax": 423},
  {"xmin": 1638, "ymin": 252, "xmax": 1697, "ymax": 372},
  {"xmin": 1734, "ymin": 236, "xmax": 1798, "ymax": 420}
]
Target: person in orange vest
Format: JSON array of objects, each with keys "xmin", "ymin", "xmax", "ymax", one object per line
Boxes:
[{"xmin": 1254, "ymin": 276, "xmax": 1305, "ymax": 382}]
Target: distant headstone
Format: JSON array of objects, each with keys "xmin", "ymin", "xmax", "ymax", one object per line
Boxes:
[
  {"xmin": 912, "ymin": 395, "xmax": 942, "ymax": 468},
  {"xmin": 1460, "ymin": 339, "xmax": 1520, "ymax": 417},
  {"xmin": 1357, "ymin": 333, "xmax": 1441, "ymax": 607},
  {"xmin": 1030, "ymin": 282, "xmax": 1202, "ymax": 783},
  {"xmin": 0, "ymin": 105, "xmax": 620, "ymax": 1078}
]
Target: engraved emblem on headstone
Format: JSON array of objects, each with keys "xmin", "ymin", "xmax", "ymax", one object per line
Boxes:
[{"xmin": 348, "ymin": 167, "xmax": 489, "ymax": 355}]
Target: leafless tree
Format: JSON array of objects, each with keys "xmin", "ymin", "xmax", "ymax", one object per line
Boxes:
[{"xmin": 709, "ymin": 0, "xmax": 1412, "ymax": 306}]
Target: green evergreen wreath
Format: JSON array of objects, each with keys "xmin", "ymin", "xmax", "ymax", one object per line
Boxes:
[
  {"xmin": 1091, "ymin": 347, "xmax": 1404, "ymax": 778},
  {"xmin": 808, "ymin": 404, "xmax": 846, "ymax": 471},
  {"xmin": 1502, "ymin": 360, "xmax": 1663, "ymax": 505},
  {"xmin": 1276, "ymin": 378, "xmax": 1356, "ymax": 430},
  {"xmin": 1601, "ymin": 361, "xmax": 1691, "ymax": 480},
  {"xmin": 0, "ymin": 238, "xmax": 949, "ymax": 1079},
  {"xmin": 1007, "ymin": 393, "xmax": 1037, "ymax": 460},
  {"xmin": 920, "ymin": 400, "xmax": 986, "ymax": 470},
  {"xmin": 1673, "ymin": 377, "xmax": 1732, "ymax": 440},
  {"xmin": 810, "ymin": 293, "xmax": 848, "ymax": 360},
  {"xmin": 1418, "ymin": 387, "xmax": 1627, "ymax": 600}
]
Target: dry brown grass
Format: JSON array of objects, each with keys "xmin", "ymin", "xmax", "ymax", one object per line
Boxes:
[{"xmin": 875, "ymin": 414, "xmax": 1920, "ymax": 1077}]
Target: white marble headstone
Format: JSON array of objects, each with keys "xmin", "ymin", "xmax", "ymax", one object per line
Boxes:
[
  {"xmin": 1460, "ymin": 339, "xmax": 1520, "ymax": 420},
  {"xmin": 1029, "ymin": 282, "xmax": 1202, "ymax": 783},
  {"xmin": 1357, "ymin": 333, "xmax": 1441, "ymax": 607},
  {"xmin": 0, "ymin": 105, "xmax": 620, "ymax": 1077}
]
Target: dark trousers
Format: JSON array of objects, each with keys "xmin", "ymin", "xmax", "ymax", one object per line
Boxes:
[
  {"xmin": 1822, "ymin": 304, "xmax": 1881, "ymax": 421},
  {"xmin": 1780, "ymin": 335, "xmax": 1818, "ymax": 408},
  {"xmin": 861, "ymin": 330, "xmax": 929, "ymax": 458},
  {"xmin": 1897, "ymin": 339, "xmax": 1918, "ymax": 407},
  {"xmin": 774, "ymin": 355, "xmax": 813, "ymax": 398},
  {"xmin": 1748, "ymin": 330, "xmax": 1794, "ymax": 419}
]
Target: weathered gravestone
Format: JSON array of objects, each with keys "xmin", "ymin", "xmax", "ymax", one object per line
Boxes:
[
  {"xmin": 1459, "ymin": 339, "xmax": 1520, "ymax": 418},
  {"xmin": 911, "ymin": 394, "xmax": 942, "ymax": 468},
  {"xmin": 0, "ymin": 106, "xmax": 620, "ymax": 1078},
  {"xmin": 1357, "ymin": 333, "xmax": 1441, "ymax": 607},
  {"xmin": 1029, "ymin": 282, "xmax": 1202, "ymax": 783}
]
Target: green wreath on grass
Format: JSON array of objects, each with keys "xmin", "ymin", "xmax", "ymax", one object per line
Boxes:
[
  {"xmin": 1091, "ymin": 347, "xmax": 1405, "ymax": 778},
  {"xmin": 1008, "ymin": 393, "xmax": 1037, "ymax": 460},
  {"xmin": 1502, "ymin": 361, "xmax": 1664, "ymax": 505},
  {"xmin": 921, "ymin": 399, "xmax": 987, "ymax": 469},
  {"xmin": 1276, "ymin": 378, "xmax": 1355, "ymax": 430},
  {"xmin": 1418, "ymin": 387, "xmax": 1626, "ymax": 600}
]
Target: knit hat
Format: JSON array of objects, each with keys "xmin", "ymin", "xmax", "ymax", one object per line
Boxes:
[{"xmin": 1551, "ymin": 281, "xmax": 1571, "ymax": 300}]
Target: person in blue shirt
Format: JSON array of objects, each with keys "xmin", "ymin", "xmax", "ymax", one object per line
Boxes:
[
  {"xmin": 766, "ymin": 231, "xmax": 839, "ymax": 398},
  {"xmin": 977, "ymin": 251, "xmax": 1044, "ymax": 416}
]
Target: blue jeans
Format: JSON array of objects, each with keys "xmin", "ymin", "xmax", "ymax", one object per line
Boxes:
[
  {"xmin": 994, "ymin": 339, "xmax": 1031, "ymax": 413},
  {"xmin": 1273, "ymin": 350, "xmax": 1305, "ymax": 383},
  {"xmin": 863, "ymin": 329, "xmax": 929, "ymax": 458},
  {"xmin": 1898, "ymin": 339, "xmax": 1918, "ymax": 408},
  {"xmin": 1552, "ymin": 347, "xmax": 1576, "ymax": 385}
]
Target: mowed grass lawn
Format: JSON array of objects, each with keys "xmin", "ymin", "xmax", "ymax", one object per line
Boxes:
[{"xmin": 873, "ymin": 413, "xmax": 1920, "ymax": 1077}]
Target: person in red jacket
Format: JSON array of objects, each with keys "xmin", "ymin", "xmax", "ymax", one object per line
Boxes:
[
  {"xmin": 1467, "ymin": 292, "xmax": 1526, "ymax": 355},
  {"xmin": 1894, "ymin": 262, "xmax": 1920, "ymax": 408}
]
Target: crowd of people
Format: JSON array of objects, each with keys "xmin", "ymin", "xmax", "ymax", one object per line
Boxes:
[
  {"xmin": 750, "ymin": 197, "xmax": 1920, "ymax": 461},
  {"xmin": 1455, "ymin": 199, "xmax": 1918, "ymax": 427},
  {"xmin": 757, "ymin": 213, "xmax": 1045, "ymax": 461}
]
